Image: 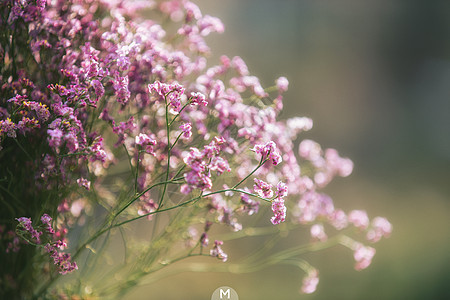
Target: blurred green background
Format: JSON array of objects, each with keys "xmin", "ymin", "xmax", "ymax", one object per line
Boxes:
[{"xmin": 128, "ymin": 1, "xmax": 450, "ymax": 299}]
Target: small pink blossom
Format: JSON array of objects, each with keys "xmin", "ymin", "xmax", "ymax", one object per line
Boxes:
[
  {"xmin": 91, "ymin": 79, "xmax": 104, "ymax": 100},
  {"xmin": 367, "ymin": 217, "xmax": 392, "ymax": 243},
  {"xmin": 287, "ymin": 117, "xmax": 313, "ymax": 133},
  {"xmin": 198, "ymin": 15, "xmax": 224, "ymax": 36},
  {"xmin": 251, "ymin": 141, "xmax": 282, "ymax": 166},
  {"xmin": 329, "ymin": 209, "xmax": 348, "ymax": 230},
  {"xmin": 348, "ymin": 210, "xmax": 370, "ymax": 230},
  {"xmin": 135, "ymin": 133, "xmax": 157, "ymax": 154},
  {"xmin": 137, "ymin": 198, "xmax": 158, "ymax": 220},
  {"xmin": 271, "ymin": 198, "xmax": 286, "ymax": 225},
  {"xmin": 310, "ymin": 224, "xmax": 327, "ymax": 242},
  {"xmin": 148, "ymin": 81, "xmax": 185, "ymax": 112},
  {"xmin": 239, "ymin": 193, "xmax": 260, "ymax": 216},
  {"xmin": 275, "ymin": 181, "xmax": 288, "ymax": 198},
  {"xmin": 0, "ymin": 118, "xmax": 17, "ymax": 138},
  {"xmin": 353, "ymin": 243, "xmax": 376, "ymax": 270},
  {"xmin": 77, "ymin": 178, "xmax": 91, "ymax": 190},
  {"xmin": 45, "ymin": 242, "xmax": 78, "ymax": 275},
  {"xmin": 179, "ymin": 123, "xmax": 192, "ymax": 139},
  {"xmin": 190, "ymin": 92, "xmax": 208, "ymax": 106},
  {"xmin": 210, "ymin": 240, "xmax": 227, "ymax": 262},
  {"xmin": 276, "ymin": 76, "xmax": 289, "ymax": 93},
  {"xmin": 301, "ymin": 269, "xmax": 319, "ymax": 294},
  {"xmin": 253, "ymin": 178, "xmax": 273, "ymax": 198},
  {"xmin": 40, "ymin": 214, "xmax": 55, "ymax": 234},
  {"xmin": 16, "ymin": 217, "xmax": 42, "ymax": 244}
]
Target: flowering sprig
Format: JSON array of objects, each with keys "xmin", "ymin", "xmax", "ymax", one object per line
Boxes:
[
  {"xmin": 0, "ymin": 0, "xmax": 391, "ymax": 298},
  {"xmin": 15, "ymin": 214, "xmax": 77, "ymax": 275}
]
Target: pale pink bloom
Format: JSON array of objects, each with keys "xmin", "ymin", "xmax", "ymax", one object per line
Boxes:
[
  {"xmin": 231, "ymin": 56, "xmax": 249, "ymax": 76},
  {"xmin": 353, "ymin": 243, "xmax": 376, "ymax": 270},
  {"xmin": 41, "ymin": 214, "xmax": 55, "ymax": 234},
  {"xmin": 310, "ymin": 224, "xmax": 327, "ymax": 242},
  {"xmin": 271, "ymin": 198, "xmax": 286, "ymax": 225},
  {"xmin": 210, "ymin": 240, "xmax": 227, "ymax": 262},
  {"xmin": 348, "ymin": 210, "xmax": 369, "ymax": 230},
  {"xmin": 286, "ymin": 117, "xmax": 313, "ymax": 133},
  {"xmin": 251, "ymin": 141, "xmax": 282, "ymax": 166},
  {"xmin": 298, "ymin": 139, "xmax": 323, "ymax": 163},
  {"xmin": 301, "ymin": 269, "xmax": 319, "ymax": 294},
  {"xmin": 70, "ymin": 199, "xmax": 85, "ymax": 218},
  {"xmin": 179, "ymin": 123, "xmax": 192, "ymax": 139},
  {"xmin": 276, "ymin": 76, "xmax": 289, "ymax": 93},
  {"xmin": 198, "ymin": 15, "xmax": 224, "ymax": 36},
  {"xmin": 329, "ymin": 209, "xmax": 348, "ymax": 230},
  {"xmin": 367, "ymin": 217, "xmax": 392, "ymax": 243},
  {"xmin": 253, "ymin": 178, "xmax": 273, "ymax": 198},
  {"xmin": 239, "ymin": 193, "xmax": 260, "ymax": 216},
  {"xmin": 135, "ymin": 133, "xmax": 157, "ymax": 154},
  {"xmin": 137, "ymin": 198, "xmax": 158, "ymax": 221},
  {"xmin": 190, "ymin": 92, "xmax": 208, "ymax": 106},
  {"xmin": 77, "ymin": 178, "xmax": 91, "ymax": 190},
  {"xmin": 324, "ymin": 148, "xmax": 353, "ymax": 177},
  {"xmin": 275, "ymin": 181, "xmax": 288, "ymax": 198}
]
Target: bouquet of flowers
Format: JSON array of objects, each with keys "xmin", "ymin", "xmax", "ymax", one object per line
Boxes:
[{"xmin": 0, "ymin": 0, "xmax": 392, "ymax": 298}]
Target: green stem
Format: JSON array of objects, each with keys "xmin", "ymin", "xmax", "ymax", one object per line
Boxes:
[
  {"xmin": 134, "ymin": 151, "xmax": 140, "ymax": 194},
  {"xmin": 169, "ymin": 132, "xmax": 183, "ymax": 151},
  {"xmin": 159, "ymin": 96, "xmax": 171, "ymax": 208},
  {"xmin": 168, "ymin": 101, "xmax": 191, "ymax": 127},
  {"xmin": 14, "ymin": 138, "xmax": 33, "ymax": 161},
  {"xmin": 114, "ymin": 178, "xmax": 184, "ymax": 219},
  {"xmin": 232, "ymin": 156, "xmax": 268, "ymax": 189}
]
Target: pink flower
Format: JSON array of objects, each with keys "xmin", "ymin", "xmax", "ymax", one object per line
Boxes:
[
  {"xmin": 40, "ymin": 214, "xmax": 55, "ymax": 234},
  {"xmin": 253, "ymin": 178, "xmax": 273, "ymax": 198},
  {"xmin": 210, "ymin": 240, "xmax": 227, "ymax": 262},
  {"xmin": 353, "ymin": 243, "xmax": 376, "ymax": 270},
  {"xmin": 179, "ymin": 123, "xmax": 192, "ymax": 139},
  {"xmin": 190, "ymin": 92, "xmax": 208, "ymax": 106},
  {"xmin": 209, "ymin": 156, "xmax": 231, "ymax": 174},
  {"xmin": 113, "ymin": 75, "xmax": 130, "ymax": 104},
  {"xmin": 135, "ymin": 133, "xmax": 157, "ymax": 154},
  {"xmin": 251, "ymin": 141, "xmax": 282, "ymax": 166},
  {"xmin": 271, "ymin": 198, "xmax": 286, "ymax": 225},
  {"xmin": 198, "ymin": 15, "xmax": 224, "ymax": 36},
  {"xmin": 137, "ymin": 198, "xmax": 158, "ymax": 220},
  {"xmin": 276, "ymin": 76, "xmax": 289, "ymax": 93},
  {"xmin": 91, "ymin": 79, "xmax": 104, "ymax": 100},
  {"xmin": 275, "ymin": 181, "xmax": 288, "ymax": 198},
  {"xmin": 328, "ymin": 209, "xmax": 348, "ymax": 230},
  {"xmin": 239, "ymin": 193, "xmax": 260, "ymax": 216},
  {"xmin": 16, "ymin": 217, "xmax": 42, "ymax": 244},
  {"xmin": 287, "ymin": 117, "xmax": 313, "ymax": 133},
  {"xmin": 300, "ymin": 269, "xmax": 319, "ymax": 294},
  {"xmin": 77, "ymin": 178, "xmax": 91, "ymax": 190},
  {"xmin": 0, "ymin": 118, "xmax": 17, "ymax": 138},
  {"xmin": 45, "ymin": 242, "xmax": 78, "ymax": 275},
  {"xmin": 310, "ymin": 224, "xmax": 327, "ymax": 242},
  {"xmin": 348, "ymin": 210, "xmax": 370, "ymax": 230},
  {"xmin": 367, "ymin": 217, "xmax": 392, "ymax": 243},
  {"xmin": 148, "ymin": 81, "xmax": 185, "ymax": 112}
]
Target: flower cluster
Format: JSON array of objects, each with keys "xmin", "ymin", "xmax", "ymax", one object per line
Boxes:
[
  {"xmin": 181, "ymin": 137, "xmax": 230, "ymax": 194},
  {"xmin": 0, "ymin": 0, "xmax": 391, "ymax": 298},
  {"xmin": 15, "ymin": 215, "xmax": 77, "ymax": 275},
  {"xmin": 210, "ymin": 240, "xmax": 228, "ymax": 262}
]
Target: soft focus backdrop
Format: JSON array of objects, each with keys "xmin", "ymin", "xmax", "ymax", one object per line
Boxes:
[{"xmin": 128, "ymin": 1, "xmax": 450, "ymax": 299}]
